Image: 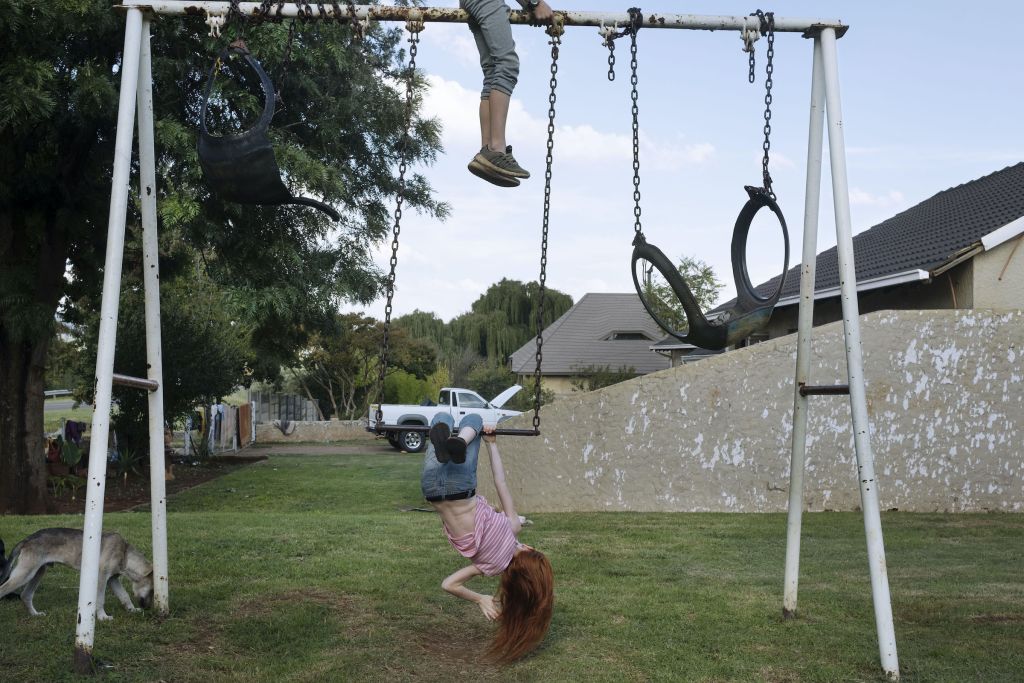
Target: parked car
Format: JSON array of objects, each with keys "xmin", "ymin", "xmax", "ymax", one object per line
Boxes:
[{"xmin": 367, "ymin": 386, "xmax": 523, "ymax": 452}]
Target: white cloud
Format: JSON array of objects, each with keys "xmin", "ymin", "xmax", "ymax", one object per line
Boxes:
[
  {"xmin": 422, "ymin": 74, "xmax": 715, "ymax": 168},
  {"xmin": 420, "ymin": 23, "xmax": 482, "ymax": 69}
]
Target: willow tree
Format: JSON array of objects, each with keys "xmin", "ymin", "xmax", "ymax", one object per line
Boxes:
[{"xmin": 0, "ymin": 0, "xmax": 446, "ymax": 513}]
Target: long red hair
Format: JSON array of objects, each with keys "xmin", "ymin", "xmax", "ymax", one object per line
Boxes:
[{"xmin": 486, "ymin": 548, "xmax": 554, "ymax": 663}]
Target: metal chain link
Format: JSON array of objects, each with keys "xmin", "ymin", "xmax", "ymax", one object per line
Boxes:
[
  {"xmin": 748, "ymin": 38, "xmax": 756, "ymax": 83},
  {"xmin": 606, "ymin": 39, "xmax": 616, "ymax": 81},
  {"xmin": 754, "ymin": 9, "xmax": 775, "ymax": 198},
  {"xmin": 628, "ymin": 8, "xmax": 643, "ymax": 238},
  {"xmin": 531, "ymin": 19, "xmax": 564, "ymax": 435},
  {"xmin": 375, "ymin": 20, "xmax": 422, "ymax": 428}
]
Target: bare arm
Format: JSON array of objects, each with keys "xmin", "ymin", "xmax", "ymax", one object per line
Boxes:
[
  {"xmin": 484, "ymin": 433, "xmax": 522, "ymax": 534},
  {"xmin": 440, "ymin": 564, "xmax": 499, "ymax": 620}
]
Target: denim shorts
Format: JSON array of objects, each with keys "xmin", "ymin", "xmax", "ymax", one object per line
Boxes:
[
  {"xmin": 420, "ymin": 412, "xmax": 485, "ymax": 499},
  {"xmin": 461, "ymin": 0, "xmax": 520, "ymax": 98}
]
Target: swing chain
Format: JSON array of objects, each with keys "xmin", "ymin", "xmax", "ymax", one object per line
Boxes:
[
  {"xmin": 606, "ymin": 39, "xmax": 616, "ymax": 81},
  {"xmin": 628, "ymin": 7, "xmax": 643, "ymax": 237},
  {"xmin": 375, "ymin": 21, "xmax": 422, "ymax": 427},
  {"xmin": 757, "ymin": 10, "xmax": 775, "ymax": 198},
  {"xmin": 531, "ymin": 20, "xmax": 563, "ymax": 433}
]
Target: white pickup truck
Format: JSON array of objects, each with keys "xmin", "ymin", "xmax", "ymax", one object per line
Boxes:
[{"xmin": 368, "ymin": 385, "xmax": 523, "ymax": 452}]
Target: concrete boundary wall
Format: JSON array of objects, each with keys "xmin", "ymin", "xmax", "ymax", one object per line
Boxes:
[
  {"xmin": 255, "ymin": 420, "xmax": 373, "ymax": 443},
  {"xmin": 478, "ymin": 310, "xmax": 1023, "ymax": 513}
]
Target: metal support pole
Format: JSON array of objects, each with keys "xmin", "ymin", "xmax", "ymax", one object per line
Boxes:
[
  {"xmin": 74, "ymin": 7, "xmax": 145, "ymax": 674},
  {"xmin": 137, "ymin": 15, "xmax": 170, "ymax": 617},
  {"xmin": 820, "ymin": 28, "xmax": 900, "ymax": 681},
  {"xmin": 783, "ymin": 35, "xmax": 826, "ymax": 620}
]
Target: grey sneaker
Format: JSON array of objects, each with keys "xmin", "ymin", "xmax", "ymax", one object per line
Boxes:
[
  {"xmin": 468, "ymin": 149, "xmax": 520, "ymax": 187},
  {"xmin": 475, "ymin": 145, "xmax": 530, "ymax": 179}
]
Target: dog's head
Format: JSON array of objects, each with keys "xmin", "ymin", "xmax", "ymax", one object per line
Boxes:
[
  {"xmin": 131, "ymin": 570, "xmax": 155, "ymax": 610},
  {"xmin": 124, "ymin": 545, "xmax": 155, "ymax": 609}
]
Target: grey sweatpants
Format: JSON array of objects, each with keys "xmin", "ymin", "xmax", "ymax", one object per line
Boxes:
[{"xmin": 461, "ymin": 0, "xmax": 520, "ymax": 98}]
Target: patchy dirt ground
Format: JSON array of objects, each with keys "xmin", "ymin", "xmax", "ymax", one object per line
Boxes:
[{"xmin": 48, "ymin": 457, "xmax": 265, "ymax": 514}]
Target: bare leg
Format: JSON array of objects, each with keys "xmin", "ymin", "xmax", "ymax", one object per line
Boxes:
[
  {"xmin": 487, "ymin": 90, "xmax": 510, "ymax": 151},
  {"xmin": 479, "ymin": 98, "xmax": 491, "ymax": 149}
]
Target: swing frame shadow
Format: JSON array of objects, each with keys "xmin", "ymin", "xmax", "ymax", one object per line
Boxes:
[{"xmin": 75, "ymin": 4, "xmax": 900, "ymax": 681}]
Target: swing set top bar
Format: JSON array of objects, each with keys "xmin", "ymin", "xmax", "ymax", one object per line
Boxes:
[{"xmin": 120, "ymin": 2, "xmax": 848, "ymax": 36}]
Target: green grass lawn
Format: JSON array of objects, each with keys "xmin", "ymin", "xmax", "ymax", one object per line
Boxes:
[
  {"xmin": 1, "ymin": 447, "xmax": 1022, "ymax": 682},
  {"xmin": 43, "ymin": 398, "xmax": 93, "ymax": 433}
]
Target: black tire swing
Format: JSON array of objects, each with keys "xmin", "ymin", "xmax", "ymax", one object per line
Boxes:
[
  {"xmin": 615, "ymin": 9, "xmax": 789, "ymax": 351},
  {"xmin": 197, "ymin": 4, "xmax": 341, "ymax": 220}
]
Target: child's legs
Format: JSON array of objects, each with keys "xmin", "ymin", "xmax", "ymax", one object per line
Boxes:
[
  {"xmin": 421, "ymin": 413, "xmax": 478, "ymax": 498},
  {"xmin": 457, "ymin": 413, "xmax": 484, "ymax": 462},
  {"xmin": 462, "ymin": 0, "xmax": 519, "ymax": 148}
]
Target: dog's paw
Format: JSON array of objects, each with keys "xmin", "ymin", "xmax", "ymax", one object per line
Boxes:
[
  {"xmin": 97, "ymin": 612, "xmax": 113, "ymax": 621},
  {"xmin": 128, "ymin": 606, "xmax": 140, "ymax": 613},
  {"xmin": 29, "ymin": 610, "xmax": 46, "ymax": 617}
]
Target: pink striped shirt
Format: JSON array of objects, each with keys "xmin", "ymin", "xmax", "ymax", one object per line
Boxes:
[{"xmin": 443, "ymin": 495, "xmax": 519, "ymax": 576}]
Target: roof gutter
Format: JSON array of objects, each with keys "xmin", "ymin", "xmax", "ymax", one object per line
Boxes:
[{"xmin": 775, "ymin": 268, "xmax": 931, "ymax": 309}]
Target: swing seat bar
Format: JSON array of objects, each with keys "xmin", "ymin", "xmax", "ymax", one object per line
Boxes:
[{"xmin": 371, "ymin": 424, "xmax": 540, "ymax": 437}]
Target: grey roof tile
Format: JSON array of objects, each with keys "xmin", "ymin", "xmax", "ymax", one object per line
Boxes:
[
  {"xmin": 716, "ymin": 162, "xmax": 1024, "ymax": 310},
  {"xmin": 509, "ymin": 293, "xmax": 671, "ymax": 374}
]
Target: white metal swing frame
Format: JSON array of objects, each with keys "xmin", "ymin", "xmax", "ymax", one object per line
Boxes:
[{"xmin": 75, "ymin": 4, "xmax": 899, "ymax": 679}]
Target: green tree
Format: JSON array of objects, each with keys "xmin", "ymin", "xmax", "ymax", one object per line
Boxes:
[
  {"xmin": 0, "ymin": 1, "xmax": 445, "ymax": 513},
  {"xmin": 639, "ymin": 254, "xmax": 724, "ymax": 332},
  {"xmin": 291, "ymin": 313, "xmax": 437, "ymax": 420},
  {"xmin": 72, "ymin": 266, "xmax": 251, "ymax": 451}
]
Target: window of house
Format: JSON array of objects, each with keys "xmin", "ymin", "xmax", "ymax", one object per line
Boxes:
[{"xmin": 604, "ymin": 331, "xmax": 652, "ymax": 341}]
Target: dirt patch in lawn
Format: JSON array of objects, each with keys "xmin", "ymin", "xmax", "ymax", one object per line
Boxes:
[{"xmin": 47, "ymin": 456, "xmax": 265, "ymax": 514}]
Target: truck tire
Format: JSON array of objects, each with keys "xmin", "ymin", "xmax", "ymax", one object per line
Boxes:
[
  {"xmin": 399, "ymin": 429, "xmax": 426, "ymax": 453},
  {"xmin": 386, "ymin": 432, "xmax": 401, "ymax": 450}
]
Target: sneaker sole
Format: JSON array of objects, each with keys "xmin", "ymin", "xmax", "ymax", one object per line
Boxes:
[
  {"xmin": 446, "ymin": 437, "xmax": 467, "ymax": 464},
  {"xmin": 429, "ymin": 423, "xmax": 451, "ymax": 463},
  {"xmin": 468, "ymin": 159, "xmax": 520, "ymax": 187},
  {"xmin": 473, "ymin": 153, "xmax": 530, "ymax": 180}
]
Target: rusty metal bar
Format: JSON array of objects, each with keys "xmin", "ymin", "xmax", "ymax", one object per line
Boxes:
[
  {"xmin": 798, "ymin": 384, "xmax": 850, "ymax": 396},
  {"xmin": 112, "ymin": 372, "xmax": 160, "ymax": 392},
  {"xmin": 124, "ymin": 2, "xmax": 848, "ymax": 35}
]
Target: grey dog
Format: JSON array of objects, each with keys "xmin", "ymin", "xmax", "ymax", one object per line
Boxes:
[{"xmin": 0, "ymin": 528, "xmax": 153, "ymax": 619}]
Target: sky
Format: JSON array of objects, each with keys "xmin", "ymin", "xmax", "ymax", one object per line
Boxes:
[{"xmin": 342, "ymin": 0, "xmax": 1024, "ymax": 323}]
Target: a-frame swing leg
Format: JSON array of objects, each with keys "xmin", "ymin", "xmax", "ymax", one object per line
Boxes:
[
  {"xmin": 783, "ymin": 29, "xmax": 900, "ymax": 681},
  {"xmin": 137, "ymin": 14, "xmax": 171, "ymax": 618},
  {"xmin": 74, "ymin": 9, "xmax": 170, "ymax": 672},
  {"xmin": 783, "ymin": 32, "xmax": 826, "ymax": 621}
]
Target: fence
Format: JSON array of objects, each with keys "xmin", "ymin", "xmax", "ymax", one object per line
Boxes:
[{"xmin": 249, "ymin": 390, "xmax": 321, "ymax": 424}]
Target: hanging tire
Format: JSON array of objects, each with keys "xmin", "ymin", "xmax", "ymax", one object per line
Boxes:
[{"xmin": 399, "ymin": 429, "xmax": 426, "ymax": 453}]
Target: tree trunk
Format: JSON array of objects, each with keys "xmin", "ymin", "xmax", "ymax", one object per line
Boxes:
[{"xmin": 0, "ymin": 332, "xmax": 52, "ymax": 514}]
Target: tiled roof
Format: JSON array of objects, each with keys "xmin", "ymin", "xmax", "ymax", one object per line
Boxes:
[
  {"xmin": 509, "ymin": 293, "xmax": 671, "ymax": 375},
  {"xmin": 720, "ymin": 162, "xmax": 1024, "ymax": 309}
]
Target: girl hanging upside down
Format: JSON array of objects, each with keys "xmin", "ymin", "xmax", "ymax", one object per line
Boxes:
[{"xmin": 421, "ymin": 412, "xmax": 554, "ymax": 662}]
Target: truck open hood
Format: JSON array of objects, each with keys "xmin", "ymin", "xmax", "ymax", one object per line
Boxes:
[{"xmin": 489, "ymin": 385, "xmax": 523, "ymax": 408}]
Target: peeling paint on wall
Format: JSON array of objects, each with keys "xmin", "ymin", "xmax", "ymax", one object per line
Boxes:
[{"xmin": 477, "ymin": 310, "xmax": 1024, "ymax": 513}]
